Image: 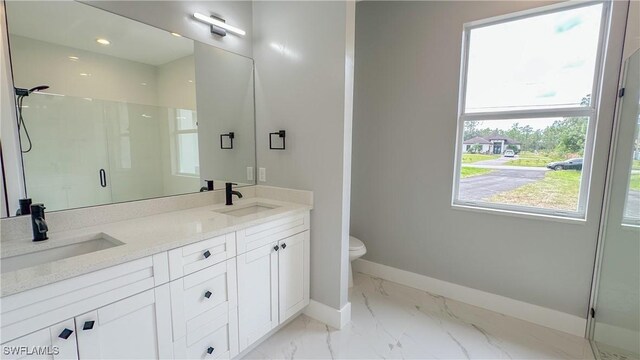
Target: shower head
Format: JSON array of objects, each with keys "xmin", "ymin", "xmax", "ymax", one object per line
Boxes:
[
  {"xmin": 15, "ymin": 85, "xmax": 49, "ymax": 97},
  {"xmin": 28, "ymin": 85, "xmax": 49, "ymax": 94}
]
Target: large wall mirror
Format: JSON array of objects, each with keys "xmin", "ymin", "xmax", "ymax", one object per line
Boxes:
[{"xmin": 2, "ymin": 1, "xmax": 255, "ymax": 215}]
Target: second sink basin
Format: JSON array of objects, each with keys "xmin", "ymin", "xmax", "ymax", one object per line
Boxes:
[
  {"xmin": 215, "ymin": 203, "xmax": 280, "ymax": 217},
  {"xmin": 1, "ymin": 234, "xmax": 124, "ymax": 273}
]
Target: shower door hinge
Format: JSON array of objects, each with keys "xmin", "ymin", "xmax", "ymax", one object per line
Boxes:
[
  {"xmin": 618, "ymin": 88, "xmax": 625, "ymax": 98},
  {"xmin": 590, "ymin": 307, "xmax": 596, "ymax": 318}
]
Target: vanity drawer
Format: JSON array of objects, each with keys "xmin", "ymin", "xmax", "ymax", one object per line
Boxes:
[
  {"xmin": 237, "ymin": 212, "xmax": 310, "ymax": 254},
  {"xmin": 172, "ymin": 301, "xmax": 239, "ymax": 359},
  {"xmin": 168, "ymin": 233, "xmax": 236, "ymax": 280},
  {"xmin": 170, "ymin": 259, "xmax": 237, "ymax": 341}
]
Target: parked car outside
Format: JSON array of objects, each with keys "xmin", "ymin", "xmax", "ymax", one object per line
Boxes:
[
  {"xmin": 547, "ymin": 158, "xmax": 583, "ymax": 170},
  {"xmin": 503, "ymin": 149, "xmax": 515, "ymax": 157}
]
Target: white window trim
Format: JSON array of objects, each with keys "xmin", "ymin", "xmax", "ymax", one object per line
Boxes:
[
  {"xmin": 451, "ymin": 0, "xmax": 612, "ymax": 220},
  {"xmin": 170, "ymin": 110, "xmax": 200, "ymax": 178}
]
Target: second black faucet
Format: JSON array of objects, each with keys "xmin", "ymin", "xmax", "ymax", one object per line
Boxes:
[{"xmin": 225, "ymin": 182, "xmax": 243, "ymax": 205}]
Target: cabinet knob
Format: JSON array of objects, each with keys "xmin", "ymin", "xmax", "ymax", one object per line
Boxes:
[
  {"xmin": 203, "ymin": 250, "xmax": 211, "ymax": 259},
  {"xmin": 83, "ymin": 321, "xmax": 95, "ymax": 330},
  {"xmin": 281, "ymin": 243, "xmax": 287, "ymax": 249},
  {"xmin": 207, "ymin": 347, "xmax": 215, "ymax": 355},
  {"xmin": 273, "ymin": 245, "xmax": 279, "ymax": 251},
  {"xmin": 204, "ymin": 291, "xmax": 213, "ymax": 299},
  {"xmin": 58, "ymin": 328, "xmax": 74, "ymax": 339}
]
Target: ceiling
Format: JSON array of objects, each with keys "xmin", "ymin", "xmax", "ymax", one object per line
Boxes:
[{"xmin": 5, "ymin": 1, "xmax": 194, "ymax": 66}]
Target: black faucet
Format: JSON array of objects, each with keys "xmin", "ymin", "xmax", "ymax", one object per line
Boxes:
[
  {"xmin": 200, "ymin": 180, "xmax": 214, "ymax": 192},
  {"xmin": 30, "ymin": 203, "xmax": 48, "ymax": 241},
  {"xmin": 225, "ymin": 182, "xmax": 243, "ymax": 205}
]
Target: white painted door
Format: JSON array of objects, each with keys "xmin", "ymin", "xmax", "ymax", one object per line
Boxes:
[
  {"xmin": 236, "ymin": 242, "xmax": 278, "ymax": 352},
  {"xmin": 74, "ymin": 285, "xmax": 172, "ymax": 359},
  {"xmin": 1, "ymin": 319, "xmax": 78, "ymax": 360},
  {"xmin": 278, "ymin": 231, "xmax": 310, "ymax": 322}
]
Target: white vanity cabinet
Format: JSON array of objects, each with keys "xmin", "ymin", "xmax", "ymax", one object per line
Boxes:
[
  {"xmin": 236, "ymin": 213, "xmax": 310, "ymax": 352},
  {"xmin": 1, "ymin": 254, "xmax": 169, "ymax": 360},
  {"xmin": 74, "ymin": 285, "xmax": 173, "ymax": 359},
  {"xmin": 169, "ymin": 259, "xmax": 239, "ymax": 359},
  {"xmin": 1, "ymin": 319, "xmax": 78, "ymax": 360},
  {"xmin": 1, "ymin": 210, "xmax": 311, "ymax": 360}
]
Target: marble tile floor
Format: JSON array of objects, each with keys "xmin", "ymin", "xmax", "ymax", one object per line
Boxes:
[
  {"xmin": 595, "ymin": 343, "xmax": 640, "ymax": 360},
  {"xmin": 244, "ymin": 272, "xmax": 594, "ymax": 359}
]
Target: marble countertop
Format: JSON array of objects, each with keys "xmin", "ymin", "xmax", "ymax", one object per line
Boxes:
[{"xmin": 1, "ymin": 197, "xmax": 312, "ymax": 297}]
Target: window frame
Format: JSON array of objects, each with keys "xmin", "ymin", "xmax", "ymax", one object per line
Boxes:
[
  {"xmin": 452, "ymin": 0, "xmax": 611, "ymax": 220},
  {"xmin": 170, "ymin": 109, "xmax": 200, "ymax": 178}
]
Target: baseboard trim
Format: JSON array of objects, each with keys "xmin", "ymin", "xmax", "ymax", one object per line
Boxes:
[
  {"xmin": 303, "ymin": 300, "xmax": 351, "ymax": 329},
  {"xmin": 353, "ymin": 259, "xmax": 587, "ymax": 337}
]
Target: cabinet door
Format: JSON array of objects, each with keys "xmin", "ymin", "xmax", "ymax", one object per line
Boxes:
[
  {"xmin": 278, "ymin": 231, "xmax": 310, "ymax": 322},
  {"xmin": 236, "ymin": 242, "xmax": 278, "ymax": 352},
  {"xmin": 75, "ymin": 285, "xmax": 172, "ymax": 359},
  {"xmin": 1, "ymin": 319, "xmax": 78, "ymax": 360}
]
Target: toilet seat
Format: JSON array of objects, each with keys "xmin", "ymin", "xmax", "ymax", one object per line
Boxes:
[{"xmin": 349, "ymin": 236, "xmax": 365, "ymax": 251}]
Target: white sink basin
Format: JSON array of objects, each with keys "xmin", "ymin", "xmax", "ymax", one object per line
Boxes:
[
  {"xmin": 215, "ymin": 203, "xmax": 280, "ymax": 217},
  {"xmin": 1, "ymin": 234, "xmax": 124, "ymax": 273}
]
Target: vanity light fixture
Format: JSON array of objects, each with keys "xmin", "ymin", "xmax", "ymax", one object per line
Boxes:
[
  {"xmin": 96, "ymin": 38, "xmax": 111, "ymax": 45},
  {"xmin": 193, "ymin": 12, "xmax": 245, "ymax": 37}
]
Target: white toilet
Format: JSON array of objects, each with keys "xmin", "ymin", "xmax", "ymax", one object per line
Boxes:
[{"xmin": 348, "ymin": 236, "xmax": 367, "ymax": 287}]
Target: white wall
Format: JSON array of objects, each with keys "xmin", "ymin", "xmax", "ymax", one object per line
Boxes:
[
  {"xmin": 351, "ymin": 0, "xmax": 628, "ymax": 318},
  {"xmin": 253, "ymin": 1, "xmax": 355, "ymax": 311},
  {"xmin": 83, "ymin": 1, "xmax": 253, "ymax": 59}
]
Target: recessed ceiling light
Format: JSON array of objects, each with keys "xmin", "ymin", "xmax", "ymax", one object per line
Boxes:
[
  {"xmin": 188, "ymin": 80, "xmax": 193, "ymax": 83},
  {"xmin": 96, "ymin": 38, "xmax": 111, "ymax": 45},
  {"xmin": 68, "ymin": 56, "xmax": 79, "ymax": 61},
  {"xmin": 171, "ymin": 32, "xmax": 182, "ymax": 37},
  {"xmin": 79, "ymin": 73, "xmax": 91, "ymax": 77},
  {"xmin": 140, "ymin": 82, "xmax": 147, "ymax": 86}
]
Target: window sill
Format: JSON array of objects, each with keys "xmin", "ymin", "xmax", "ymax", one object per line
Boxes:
[{"xmin": 451, "ymin": 202, "xmax": 588, "ymax": 224}]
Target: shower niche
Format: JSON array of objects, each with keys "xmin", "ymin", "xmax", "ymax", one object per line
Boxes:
[{"xmin": 2, "ymin": 1, "xmax": 256, "ymax": 213}]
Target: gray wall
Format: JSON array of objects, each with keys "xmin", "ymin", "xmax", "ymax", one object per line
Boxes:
[
  {"xmin": 253, "ymin": 1, "xmax": 355, "ymax": 310},
  {"xmin": 84, "ymin": 1, "xmax": 253, "ymax": 58},
  {"xmin": 351, "ymin": 1, "xmax": 627, "ymax": 317}
]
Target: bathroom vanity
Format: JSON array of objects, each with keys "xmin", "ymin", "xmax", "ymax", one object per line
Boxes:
[{"xmin": 0, "ymin": 191, "xmax": 311, "ymax": 359}]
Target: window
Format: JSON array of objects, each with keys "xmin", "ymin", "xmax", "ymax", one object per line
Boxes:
[
  {"xmin": 173, "ymin": 109, "xmax": 200, "ymax": 177},
  {"xmin": 453, "ymin": 2, "xmax": 609, "ymax": 219}
]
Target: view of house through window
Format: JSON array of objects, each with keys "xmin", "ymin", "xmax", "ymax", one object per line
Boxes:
[{"xmin": 453, "ymin": 2, "xmax": 606, "ymax": 218}]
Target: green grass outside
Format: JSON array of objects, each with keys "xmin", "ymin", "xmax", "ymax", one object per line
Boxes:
[
  {"xmin": 490, "ymin": 170, "xmax": 581, "ymax": 211},
  {"xmin": 461, "ymin": 154, "xmax": 500, "ymax": 164},
  {"xmin": 460, "ymin": 167, "xmax": 493, "ymax": 178},
  {"xmin": 630, "ymin": 174, "xmax": 640, "ymax": 191},
  {"xmin": 633, "ymin": 160, "xmax": 640, "ymax": 170}
]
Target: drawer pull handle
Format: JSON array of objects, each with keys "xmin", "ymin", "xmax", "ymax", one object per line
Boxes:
[
  {"xmin": 83, "ymin": 321, "xmax": 95, "ymax": 330},
  {"xmin": 273, "ymin": 245, "xmax": 279, "ymax": 251},
  {"xmin": 203, "ymin": 250, "xmax": 211, "ymax": 259},
  {"xmin": 204, "ymin": 291, "xmax": 213, "ymax": 299},
  {"xmin": 207, "ymin": 347, "xmax": 215, "ymax": 355},
  {"xmin": 58, "ymin": 328, "xmax": 74, "ymax": 339},
  {"xmin": 281, "ymin": 243, "xmax": 287, "ymax": 249}
]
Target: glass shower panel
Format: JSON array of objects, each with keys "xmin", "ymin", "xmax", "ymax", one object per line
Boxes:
[
  {"xmin": 104, "ymin": 102, "xmax": 165, "ymax": 203},
  {"xmin": 21, "ymin": 94, "xmax": 112, "ymax": 211},
  {"xmin": 590, "ymin": 49, "xmax": 640, "ymax": 360}
]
